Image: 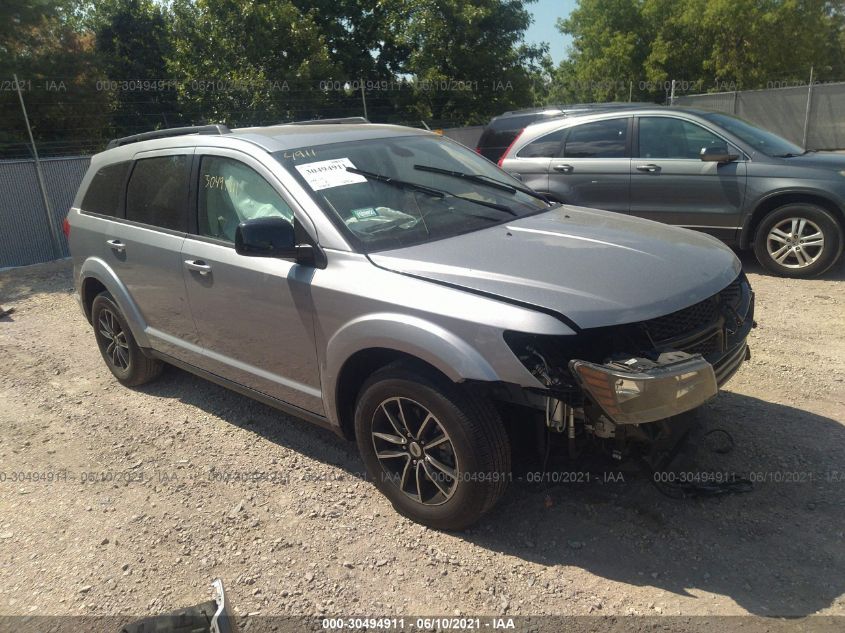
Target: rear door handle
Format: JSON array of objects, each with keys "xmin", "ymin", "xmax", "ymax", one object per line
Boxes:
[
  {"xmin": 552, "ymin": 164, "xmax": 574, "ymax": 173},
  {"xmin": 106, "ymin": 239, "xmax": 125, "ymax": 253},
  {"xmin": 636, "ymin": 164, "xmax": 661, "ymax": 173},
  {"xmin": 184, "ymin": 259, "xmax": 212, "ymax": 275}
]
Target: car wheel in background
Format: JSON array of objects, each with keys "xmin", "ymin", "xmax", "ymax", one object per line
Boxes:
[
  {"xmin": 91, "ymin": 291, "xmax": 164, "ymax": 386},
  {"xmin": 354, "ymin": 362, "xmax": 511, "ymax": 530},
  {"xmin": 753, "ymin": 204, "xmax": 843, "ymax": 277}
]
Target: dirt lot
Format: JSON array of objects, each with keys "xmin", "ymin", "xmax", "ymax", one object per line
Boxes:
[{"xmin": 0, "ymin": 253, "xmax": 843, "ymax": 630}]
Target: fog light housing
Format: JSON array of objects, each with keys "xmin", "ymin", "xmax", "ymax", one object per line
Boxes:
[{"xmin": 569, "ymin": 353, "xmax": 718, "ymax": 425}]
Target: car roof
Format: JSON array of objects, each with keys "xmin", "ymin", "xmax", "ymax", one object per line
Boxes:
[
  {"xmin": 517, "ymin": 105, "xmax": 714, "ymax": 137},
  {"xmin": 92, "ymin": 123, "xmax": 433, "ymax": 164}
]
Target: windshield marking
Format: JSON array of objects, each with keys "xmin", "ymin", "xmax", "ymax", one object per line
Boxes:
[{"xmin": 295, "ymin": 157, "xmax": 366, "ymax": 190}]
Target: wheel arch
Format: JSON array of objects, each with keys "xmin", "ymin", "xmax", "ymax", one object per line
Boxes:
[
  {"xmin": 323, "ymin": 314, "xmax": 503, "ymax": 439},
  {"xmin": 78, "ymin": 257, "xmax": 150, "ymax": 348},
  {"xmin": 333, "ymin": 348, "xmax": 458, "ymax": 440},
  {"xmin": 741, "ymin": 190, "xmax": 845, "ymax": 249}
]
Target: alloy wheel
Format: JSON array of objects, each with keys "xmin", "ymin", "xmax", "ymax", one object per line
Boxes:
[
  {"xmin": 371, "ymin": 397, "xmax": 459, "ymax": 506},
  {"xmin": 766, "ymin": 217, "xmax": 825, "ymax": 269},
  {"xmin": 98, "ymin": 308, "xmax": 130, "ymax": 371}
]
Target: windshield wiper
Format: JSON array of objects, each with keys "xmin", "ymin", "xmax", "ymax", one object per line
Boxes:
[
  {"xmin": 413, "ymin": 164, "xmax": 550, "ymax": 202},
  {"xmin": 773, "ymin": 150, "xmax": 811, "ymax": 158},
  {"xmin": 345, "ymin": 167, "xmax": 446, "ymax": 198},
  {"xmin": 346, "ymin": 167, "xmax": 518, "ymax": 216}
]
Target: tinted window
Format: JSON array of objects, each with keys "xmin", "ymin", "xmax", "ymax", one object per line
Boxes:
[
  {"xmin": 199, "ymin": 156, "xmax": 294, "ymax": 242},
  {"xmin": 701, "ymin": 111, "xmax": 802, "ymax": 156},
  {"xmin": 80, "ymin": 162, "xmax": 129, "ymax": 216},
  {"xmin": 639, "ymin": 117, "xmax": 725, "ymax": 159},
  {"xmin": 517, "ymin": 129, "xmax": 565, "ymax": 158},
  {"xmin": 563, "ymin": 118, "xmax": 628, "ymax": 158},
  {"xmin": 126, "ymin": 155, "xmax": 189, "ymax": 231}
]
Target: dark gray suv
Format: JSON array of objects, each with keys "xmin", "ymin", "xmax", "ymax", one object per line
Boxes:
[
  {"xmin": 68, "ymin": 121, "xmax": 754, "ymax": 529},
  {"xmin": 500, "ymin": 107, "xmax": 845, "ymax": 277}
]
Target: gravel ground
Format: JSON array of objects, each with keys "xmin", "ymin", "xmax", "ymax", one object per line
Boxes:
[{"xmin": 0, "ymin": 253, "xmax": 843, "ymax": 630}]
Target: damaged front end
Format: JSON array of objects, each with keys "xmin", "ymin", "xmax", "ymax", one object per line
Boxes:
[{"xmin": 502, "ymin": 273, "xmax": 755, "ymax": 457}]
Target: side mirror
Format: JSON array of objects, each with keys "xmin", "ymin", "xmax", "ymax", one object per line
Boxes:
[
  {"xmin": 700, "ymin": 146, "xmax": 739, "ymax": 163},
  {"xmin": 235, "ymin": 217, "xmax": 296, "ymax": 259}
]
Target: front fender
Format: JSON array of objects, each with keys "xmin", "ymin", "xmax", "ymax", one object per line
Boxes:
[
  {"xmin": 78, "ymin": 257, "xmax": 150, "ymax": 348},
  {"xmin": 322, "ymin": 313, "xmax": 505, "ymax": 426}
]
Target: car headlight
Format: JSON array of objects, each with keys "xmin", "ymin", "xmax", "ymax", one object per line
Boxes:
[{"xmin": 569, "ymin": 353, "xmax": 718, "ymax": 425}]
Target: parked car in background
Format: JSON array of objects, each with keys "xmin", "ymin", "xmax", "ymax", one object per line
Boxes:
[
  {"xmin": 475, "ymin": 103, "xmax": 653, "ymax": 163},
  {"xmin": 499, "ymin": 107, "xmax": 845, "ymax": 277},
  {"xmin": 67, "ymin": 120, "xmax": 753, "ymax": 529}
]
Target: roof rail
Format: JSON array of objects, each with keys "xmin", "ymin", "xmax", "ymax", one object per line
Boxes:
[
  {"xmin": 283, "ymin": 117, "xmax": 370, "ymax": 126},
  {"xmin": 106, "ymin": 124, "xmax": 231, "ymax": 149}
]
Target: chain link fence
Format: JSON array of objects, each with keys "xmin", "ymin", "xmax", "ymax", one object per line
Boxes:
[{"xmin": 674, "ymin": 81, "xmax": 845, "ymax": 150}]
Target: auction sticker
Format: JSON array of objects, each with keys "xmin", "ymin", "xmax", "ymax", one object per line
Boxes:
[{"xmin": 295, "ymin": 158, "xmax": 366, "ymax": 191}]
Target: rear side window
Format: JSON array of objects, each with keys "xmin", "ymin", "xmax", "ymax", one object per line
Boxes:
[
  {"xmin": 80, "ymin": 162, "xmax": 129, "ymax": 216},
  {"xmin": 563, "ymin": 118, "xmax": 628, "ymax": 158},
  {"xmin": 517, "ymin": 129, "xmax": 565, "ymax": 158},
  {"xmin": 126, "ymin": 155, "xmax": 190, "ymax": 231}
]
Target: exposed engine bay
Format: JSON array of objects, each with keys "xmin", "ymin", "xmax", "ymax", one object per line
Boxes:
[{"xmin": 500, "ymin": 273, "xmax": 755, "ymax": 462}]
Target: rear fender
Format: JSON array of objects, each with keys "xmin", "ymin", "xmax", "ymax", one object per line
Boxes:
[{"xmin": 79, "ymin": 257, "xmax": 150, "ymax": 348}]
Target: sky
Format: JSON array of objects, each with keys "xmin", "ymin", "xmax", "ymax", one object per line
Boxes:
[{"xmin": 525, "ymin": 0, "xmax": 577, "ymax": 66}]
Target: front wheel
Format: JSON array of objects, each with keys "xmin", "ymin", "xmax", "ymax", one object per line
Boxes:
[
  {"xmin": 753, "ymin": 204, "xmax": 843, "ymax": 277},
  {"xmin": 354, "ymin": 363, "xmax": 511, "ymax": 530}
]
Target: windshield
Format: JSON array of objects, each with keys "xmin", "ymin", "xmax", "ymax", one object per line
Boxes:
[
  {"xmin": 701, "ymin": 112, "xmax": 804, "ymax": 157},
  {"xmin": 275, "ymin": 134, "xmax": 549, "ymax": 252}
]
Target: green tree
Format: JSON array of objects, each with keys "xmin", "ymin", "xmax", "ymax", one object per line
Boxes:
[
  {"xmin": 552, "ymin": 0, "xmax": 647, "ymax": 102},
  {"xmin": 87, "ymin": 0, "xmax": 180, "ymax": 135},
  {"xmin": 0, "ymin": 1, "xmax": 110, "ymax": 157},
  {"xmin": 167, "ymin": 0, "xmax": 339, "ymax": 125},
  {"xmin": 552, "ymin": 0, "xmax": 845, "ymax": 103},
  {"xmin": 393, "ymin": 0, "xmax": 547, "ymax": 125}
]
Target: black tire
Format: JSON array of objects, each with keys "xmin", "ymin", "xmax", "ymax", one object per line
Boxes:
[
  {"xmin": 91, "ymin": 291, "xmax": 164, "ymax": 386},
  {"xmin": 354, "ymin": 363, "xmax": 511, "ymax": 530},
  {"xmin": 753, "ymin": 204, "xmax": 843, "ymax": 278}
]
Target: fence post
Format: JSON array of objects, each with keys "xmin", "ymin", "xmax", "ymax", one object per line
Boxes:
[
  {"xmin": 801, "ymin": 66, "xmax": 814, "ymax": 150},
  {"xmin": 14, "ymin": 73, "xmax": 62, "ymax": 260}
]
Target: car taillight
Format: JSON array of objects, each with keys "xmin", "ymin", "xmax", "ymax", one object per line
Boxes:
[
  {"xmin": 62, "ymin": 217, "xmax": 70, "ymax": 239},
  {"xmin": 497, "ymin": 129, "xmax": 524, "ymax": 167}
]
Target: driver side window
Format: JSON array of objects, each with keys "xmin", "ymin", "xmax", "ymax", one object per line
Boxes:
[
  {"xmin": 638, "ymin": 117, "xmax": 726, "ymax": 159},
  {"xmin": 198, "ymin": 156, "xmax": 294, "ymax": 242}
]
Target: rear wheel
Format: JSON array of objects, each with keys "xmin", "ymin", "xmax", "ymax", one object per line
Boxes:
[
  {"xmin": 91, "ymin": 291, "xmax": 164, "ymax": 386},
  {"xmin": 753, "ymin": 204, "xmax": 843, "ymax": 277},
  {"xmin": 354, "ymin": 363, "xmax": 511, "ymax": 530}
]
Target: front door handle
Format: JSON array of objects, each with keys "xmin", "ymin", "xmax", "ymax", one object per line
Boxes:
[
  {"xmin": 552, "ymin": 164, "xmax": 574, "ymax": 173},
  {"xmin": 636, "ymin": 164, "xmax": 661, "ymax": 173},
  {"xmin": 184, "ymin": 259, "xmax": 212, "ymax": 275},
  {"xmin": 106, "ymin": 239, "xmax": 125, "ymax": 253}
]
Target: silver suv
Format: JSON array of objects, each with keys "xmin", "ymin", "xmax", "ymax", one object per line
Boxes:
[{"xmin": 67, "ymin": 120, "xmax": 754, "ymax": 529}]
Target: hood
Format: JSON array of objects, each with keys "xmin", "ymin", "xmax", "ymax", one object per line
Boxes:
[
  {"xmin": 369, "ymin": 205, "xmax": 741, "ymax": 329},
  {"xmin": 776, "ymin": 151, "xmax": 845, "ymax": 170}
]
